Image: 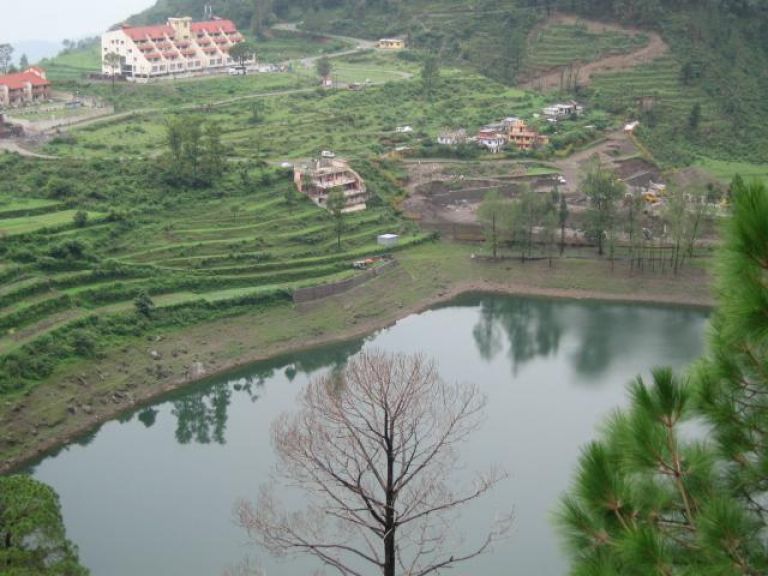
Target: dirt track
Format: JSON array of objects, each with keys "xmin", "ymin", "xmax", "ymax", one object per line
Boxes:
[{"xmin": 520, "ymin": 13, "xmax": 669, "ymax": 91}]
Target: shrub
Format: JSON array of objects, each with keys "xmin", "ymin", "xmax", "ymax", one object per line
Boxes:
[{"xmin": 73, "ymin": 210, "xmax": 88, "ymax": 228}]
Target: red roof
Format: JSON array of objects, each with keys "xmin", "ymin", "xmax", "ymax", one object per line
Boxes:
[
  {"xmin": 0, "ymin": 68, "xmax": 50, "ymax": 90},
  {"xmin": 121, "ymin": 19, "xmax": 238, "ymax": 44},
  {"xmin": 123, "ymin": 24, "xmax": 173, "ymax": 42},
  {"xmin": 191, "ymin": 19, "xmax": 237, "ymax": 34}
]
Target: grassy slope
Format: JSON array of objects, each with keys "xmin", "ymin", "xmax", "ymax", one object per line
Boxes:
[
  {"xmin": 0, "ymin": 182, "xmax": 420, "ymax": 334},
  {"xmin": 526, "ymin": 23, "xmax": 648, "ymax": 72},
  {"xmin": 43, "ymin": 56, "xmax": 538, "ymax": 162},
  {"xmin": 295, "ymin": 1, "xmax": 768, "ymax": 172}
]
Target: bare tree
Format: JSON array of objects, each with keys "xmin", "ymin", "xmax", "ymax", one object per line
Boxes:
[{"xmin": 237, "ymin": 350, "xmax": 510, "ymax": 576}]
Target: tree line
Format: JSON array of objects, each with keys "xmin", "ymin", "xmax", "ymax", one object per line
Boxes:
[{"xmin": 477, "ymin": 160, "xmax": 714, "ymax": 274}]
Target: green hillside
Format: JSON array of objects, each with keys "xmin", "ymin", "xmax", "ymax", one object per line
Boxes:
[
  {"xmin": 0, "ymin": 151, "xmax": 426, "ymax": 392},
  {"xmin": 111, "ymin": 0, "xmax": 768, "ymax": 165}
]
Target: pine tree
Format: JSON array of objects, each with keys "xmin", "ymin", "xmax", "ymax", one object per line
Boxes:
[
  {"xmin": 327, "ymin": 187, "xmax": 346, "ymax": 250},
  {"xmin": 582, "ymin": 161, "xmax": 624, "ymax": 256},
  {"xmin": 557, "ymin": 178, "xmax": 768, "ymax": 575},
  {"xmin": 477, "ymin": 190, "xmax": 508, "ymax": 258}
]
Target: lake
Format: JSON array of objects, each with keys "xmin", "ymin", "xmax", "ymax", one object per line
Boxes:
[{"xmin": 30, "ymin": 294, "xmax": 709, "ymax": 576}]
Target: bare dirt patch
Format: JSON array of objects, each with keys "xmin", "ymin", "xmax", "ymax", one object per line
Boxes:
[{"xmin": 402, "ymin": 161, "xmax": 563, "ymax": 224}]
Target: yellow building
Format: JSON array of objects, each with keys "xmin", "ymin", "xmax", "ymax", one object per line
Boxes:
[{"xmin": 378, "ymin": 38, "xmax": 405, "ymax": 50}]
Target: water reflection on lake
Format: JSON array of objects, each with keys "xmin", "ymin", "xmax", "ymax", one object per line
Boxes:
[{"xmin": 30, "ymin": 294, "xmax": 709, "ymax": 576}]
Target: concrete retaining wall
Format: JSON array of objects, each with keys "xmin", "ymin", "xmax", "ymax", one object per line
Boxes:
[{"xmin": 293, "ymin": 260, "xmax": 398, "ymax": 303}]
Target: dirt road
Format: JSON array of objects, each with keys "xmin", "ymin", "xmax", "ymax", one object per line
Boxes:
[{"xmin": 0, "ymin": 140, "xmax": 58, "ymax": 159}]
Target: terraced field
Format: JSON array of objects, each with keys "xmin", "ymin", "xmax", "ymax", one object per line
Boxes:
[
  {"xmin": 526, "ymin": 23, "xmax": 648, "ymax": 74},
  {"xmin": 0, "ymin": 209, "xmax": 104, "ymax": 236},
  {"xmin": 589, "ymin": 56, "xmax": 710, "ymax": 117},
  {"xmin": 0, "ymin": 179, "xmax": 427, "ymax": 385}
]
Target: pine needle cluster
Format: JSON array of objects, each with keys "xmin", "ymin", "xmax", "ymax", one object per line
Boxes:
[{"xmin": 557, "ymin": 178, "xmax": 768, "ymax": 575}]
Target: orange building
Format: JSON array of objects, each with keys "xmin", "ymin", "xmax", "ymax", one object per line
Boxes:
[{"xmin": 502, "ymin": 117, "xmax": 549, "ymax": 151}]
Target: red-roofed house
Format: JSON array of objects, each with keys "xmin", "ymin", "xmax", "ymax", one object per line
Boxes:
[
  {"xmin": 101, "ymin": 16, "xmax": 244, "ymax": 81},
  {"xmin": 0, "ymin": 67, "xmax": 51, "ymax": 108}
]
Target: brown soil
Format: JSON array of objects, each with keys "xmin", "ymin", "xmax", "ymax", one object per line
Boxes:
[
  {"xmin": 402, "ymin": 160, "xmax": 563, "ymax": 224},
  {"xmin": 520, "ymin": 13, "xmax": 669, "ymax": 91}
]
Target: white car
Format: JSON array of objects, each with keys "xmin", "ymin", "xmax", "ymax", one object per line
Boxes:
[
  {"xmin": 320, "ymin": 150, "xmax": 336, "ymax": 158},
  {"xmin": 228, "ymin": 66, "xmax": 246, "ymax": 76}
]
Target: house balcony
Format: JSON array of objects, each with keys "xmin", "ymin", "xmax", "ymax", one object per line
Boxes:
[{"xmin": 313, "ymin": 175, "xmax": 358, "ymax": 189}]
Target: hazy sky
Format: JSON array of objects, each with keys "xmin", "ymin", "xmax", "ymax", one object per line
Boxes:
[{"xmin": 1, "ymin": 0, "xmax": 156, "ymax": 43}]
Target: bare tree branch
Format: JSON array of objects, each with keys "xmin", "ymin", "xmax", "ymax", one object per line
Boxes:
[{"xmin": 236, "ymin": 350, "xmax": 510, "ymax": 575}]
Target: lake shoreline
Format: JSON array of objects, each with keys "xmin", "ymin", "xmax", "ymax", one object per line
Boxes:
[{"xmin": 1, "ymin": 254, "xmax": 714, "ymax": 475}]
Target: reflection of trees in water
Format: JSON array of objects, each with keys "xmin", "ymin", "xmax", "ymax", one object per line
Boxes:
[
  {"xmin": 472, "ymin": 296, "xmax": 563, "ymax": 373},
  {"xmin": 472, "ymin": 298, "xmax": 504, "ymax": 361},
  {"xmin": 570, "ymin": 304, "xmax": 708, "ymax": 381},
  {"xmin": 137, "ymin": 407, "xmax": 158, "ymax": 428},
  {"xmin": 570, "ymin": 304, "xmax": 614, "ymax": 378},
  {"xmin": 172, "ymin": 382, "xmax": 231, "ymax": 445},
  {"xmin": 470, "ymin": 296, "xmax": 707, "ymax": 380},
  {"xmin": 165, "ymin": 338, "xmax": 368, "ymax": 446}
]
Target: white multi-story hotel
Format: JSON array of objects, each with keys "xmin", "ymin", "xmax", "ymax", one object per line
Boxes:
[{"xmin": 101, "ymin": 17, "xmax": 244, "ymax": 81}]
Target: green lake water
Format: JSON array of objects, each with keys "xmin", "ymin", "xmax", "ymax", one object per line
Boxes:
[{"xmin": 30, "ymin": 294, "xmax": 709, "ymax": 575}]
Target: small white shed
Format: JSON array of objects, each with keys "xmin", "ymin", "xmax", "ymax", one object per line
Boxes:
[{"xmin": 377, "ymin": 234, "xmax": 399, "ymax": 247}]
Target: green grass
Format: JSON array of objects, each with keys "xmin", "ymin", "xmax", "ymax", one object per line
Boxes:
[
  {"xmin": 697, "ymin": 159, "xmax": 768, "ymax": 184},
  {"xmin": 250, "ymin": 29, "xmax": 350, "ymax": 60},
  {"xmin": 40, "ymin": 44, "xmax": 102, "ymax": 82},
  {"xmin": 0, "ymin": 198, "xmax": 62, "ymax": 217},
  {"xmin": 0, "ymin": 210, "xmax": 103, "ymax": 235}
]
